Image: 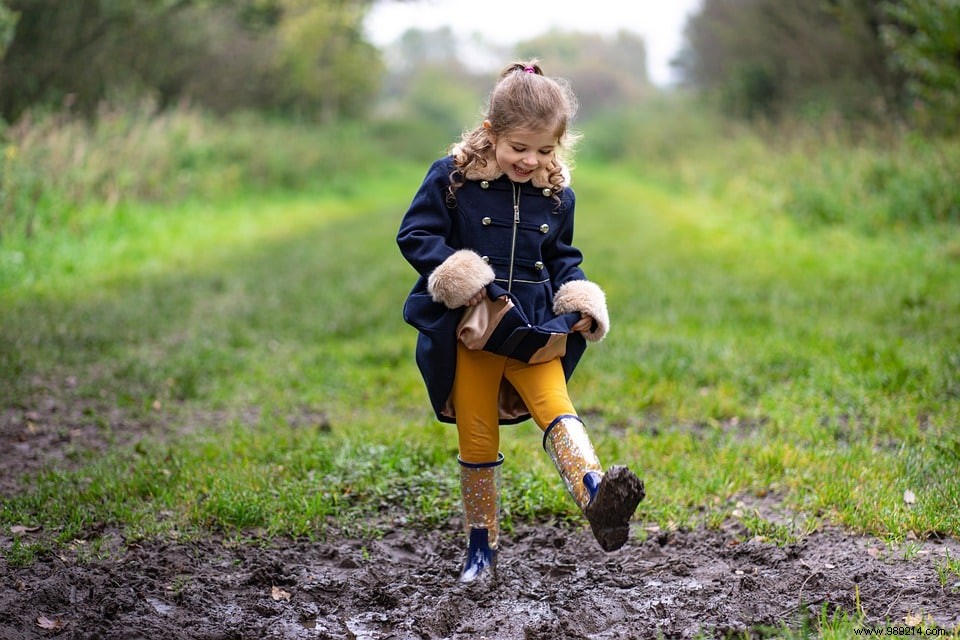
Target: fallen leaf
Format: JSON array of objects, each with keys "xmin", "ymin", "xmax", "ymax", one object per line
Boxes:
[
  {"xmin": 271, "ymin": 586, "xmax": 291, "ymax": 602},
  {"xmin": 904, "ymin": 612, "xmax": 923, "ymax": 626},
  {"xmin": 824, "ymin": 563, "xmax": 835, "ymax": 569},
  {"xmin": 903, "ymin": 489, "xmax": 916, "ymax": 504},
  {"xmin": 10, "ymin": 525, "xmax": 40, "ymax": 535},
  {"xmin": 36, "ymin": 616, "xmax": 64, "ymax": 630},
  {"xmin": 866, "ymin": 547, "xmax": 881, "ymax": 558}
]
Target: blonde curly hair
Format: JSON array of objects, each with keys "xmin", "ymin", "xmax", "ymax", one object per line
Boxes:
[{"xmin": 447, "ymin": 60, "xmax": 580, "ymax": 203}]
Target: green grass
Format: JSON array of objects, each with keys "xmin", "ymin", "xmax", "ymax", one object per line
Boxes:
[
  {"xmin": 1, "ymin": 117, "xmax": 959, "ymax": 570},
  {"xmin": 934, "ymin": 550, "xmax": 960, "ymax": 591}
]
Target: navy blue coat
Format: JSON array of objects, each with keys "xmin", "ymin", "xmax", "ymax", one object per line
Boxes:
[{"xmin": 398, "ymin": 155, "xmax": 605, "ymax": 424}]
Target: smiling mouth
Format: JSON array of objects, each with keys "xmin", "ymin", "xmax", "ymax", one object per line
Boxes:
[{"xmin": 513, "ymin": 165, "xmax": 533, "ymax": 177}]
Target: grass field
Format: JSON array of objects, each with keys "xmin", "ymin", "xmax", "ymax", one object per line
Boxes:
[{"xmin": 3, "ymin": 127, "xmax": 959, "ymax": 572}]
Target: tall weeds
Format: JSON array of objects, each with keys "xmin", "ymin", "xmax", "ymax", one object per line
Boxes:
[
  {"xmin": 581, "ymin": 96, "xmax": 960, "ymax": 231},
  {"xmin": 0, "ymin": 102, "xmax": 401, "ymax": 242},
  {"xmin": 2, "ymin": 97, "xmax": 958, "ymax": 244}
]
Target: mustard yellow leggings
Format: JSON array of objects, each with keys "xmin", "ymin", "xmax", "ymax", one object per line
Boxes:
[{"xmin": 453, "ymin": 342, "xmax": 577, "ymax": 464}]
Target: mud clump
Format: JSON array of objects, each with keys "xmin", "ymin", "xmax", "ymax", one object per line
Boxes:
[{"xmin": 584, "ymin": 464, "xmax": 645, "ymax": 552}]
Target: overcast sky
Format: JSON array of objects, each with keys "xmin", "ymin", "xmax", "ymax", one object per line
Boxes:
[{"xmin": 364, "ymin": 0, "xmax": 703, "ymax": 85}]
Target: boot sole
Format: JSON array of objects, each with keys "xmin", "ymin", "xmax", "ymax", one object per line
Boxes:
[{"xmin": 584, "ymin": 465, "xmax": 645, "ymax": 552}]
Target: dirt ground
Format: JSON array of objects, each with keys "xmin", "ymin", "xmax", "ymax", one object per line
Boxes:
[{"xmin": 3, "ymin": 392, "xmax": 960, "ymax": 639}]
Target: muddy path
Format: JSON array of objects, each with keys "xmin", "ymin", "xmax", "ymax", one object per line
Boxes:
[
  {"xmin": 2, "ymin": 520, "xmax": 960, "ymax": 639},
  {"xmin": 3, "ymin": 393, "xmax": 960, "ymax": 638}
]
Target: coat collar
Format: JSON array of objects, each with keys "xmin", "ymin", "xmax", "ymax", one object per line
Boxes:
[{"xmin": 451, "ymin": 144, "xmax": 571, "ymax": 189}]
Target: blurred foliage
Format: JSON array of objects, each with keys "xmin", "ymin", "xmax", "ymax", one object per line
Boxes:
[
  {"xmin": 0, "ymin": 0, "xmax": 958, "ymax": 244},
  {"xmin": 2, "ymin": 0, "xmax": 957, "ymax": 138},
  {"xmin": 0, "ymin": 1, "xmax": 15, "ymax": 58},
  {"xmin": 515, "ymin": 30, "xmax": 653, "ymax": 120},
  {"xmin": 375, "ymin": 27, "xmax": 657, "ymax": 132},
  {"xmin": 0, "ymin": 101, "xmax": 423, "ymax": 242},
  {"xmin": 675, "ymin": 0, "xmax": 901, "ymax": 122},
  {"xmin": 880, "ymin": 0, "xmax": 960, "ymax": 134},
  {"xmin": 2, "ymin": 90, "xmax": 957, "ymax": 249},
  {"xmin": 374, "ymin": 26, "xmax": 487, "ymax": 145},
  {"xmin": 675, "ymin": 0, "xmax": 959, "ymax": 132},
  {"xmin": 0, "ymin": 0, "xmax": 381, "ymax": 122},
  {"xmin": 579, "ymin": 96, "xmax": 960, "ymax": 230},
  {"xmin": 272, "ymin": 0, "xmax": 382, "ymax": 123}
]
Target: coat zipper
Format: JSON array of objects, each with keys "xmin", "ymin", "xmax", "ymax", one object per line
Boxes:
[{"xmin": 508, "ymin": 182, "xmax": 520, "ymax": 292}]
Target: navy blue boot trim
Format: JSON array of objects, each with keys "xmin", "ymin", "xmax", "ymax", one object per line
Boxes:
[
  {"xmin": 542, "ymin": 414, "xmax": 582, "ymax": 451},
  {"xmin": 460, "ymin": 527, "xmax": 497, "ymax": 583},
  {"xmin": 584, "ymin": 470, "xmax": 602, "ymax": 501},
  {"xmin": 457, "ymin": 453, "xmax": 505, "ymax": 468}
]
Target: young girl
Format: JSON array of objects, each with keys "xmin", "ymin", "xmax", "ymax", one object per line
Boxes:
[{"xmin": 397, "ymin": 60, "xmax": 644, "ymax": 583}]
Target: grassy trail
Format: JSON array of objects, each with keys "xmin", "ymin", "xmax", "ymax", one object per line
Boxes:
[{"xmin": 1, "ymin": 161, "xmax": 958, "ymax": 556}]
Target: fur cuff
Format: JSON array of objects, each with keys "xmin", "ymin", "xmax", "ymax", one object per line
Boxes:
[
  {"xmin": 427, "ymin": 250, "xmax": 496, "ymax": 309},
  {"xmin": 553, "ymin": 280, "xmax": 610, "ymax": 342}
]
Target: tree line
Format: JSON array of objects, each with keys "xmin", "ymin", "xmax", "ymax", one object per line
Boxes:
[
  {"xmin": 0, "ymin": 0, "xmax": 381, "ymax": 123},
  {"xmin": 676, "ymin": 0, "xmax": 959, "ymax": 132},
  {"xmin": 0, "ymin": 0, "xmax": 957, "ymax": 132}
]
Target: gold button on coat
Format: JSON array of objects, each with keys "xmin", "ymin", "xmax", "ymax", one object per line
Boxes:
[
  {"xmin": 542, "ymin": 188, "xmax": 552, "ymax": 197},
  {"xmin": 535, "ymin": 261, "xmax": 544, "ymax": 270},
  {"xmin": 480, "ymin": 181, "xmax": 490, "ymax": 189},
  {"xmin": 540, "ymin": 224, "xmax": 550, "ymax": 233},
  {"xmin": 482, "ymin": 217, "xmax": 492, "ymax": 226}
]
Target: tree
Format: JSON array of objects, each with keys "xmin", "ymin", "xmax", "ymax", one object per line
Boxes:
[
  {"xmin": 1, "ymin": 0, "xmax": 145, "ymax": 120},
  {"xmin": 880, "ymin": 0, "xmax": 960, "ymax": 133},
  {"xmin": 0, "ymin": 1, "xmax": 17, "ymax": 62},
  {"xmin": 675, "ymin": 0, "xmax": 903, "ymax": 121},
  {"xmin": 272, "ymin": 0, "xmax": 382, "ymax": 123},
  {"xmin": 0, "ymin": 0, "xmax": 384, "ymax": 122}
]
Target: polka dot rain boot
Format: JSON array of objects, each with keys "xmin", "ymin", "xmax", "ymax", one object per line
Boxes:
[
  {"xmin": 458, "ymin": 453, "xmax": 503, "ymax": 583},
  {"xmin": 543, "ymin": 415, "xmax": 645, "ymax": 552}
]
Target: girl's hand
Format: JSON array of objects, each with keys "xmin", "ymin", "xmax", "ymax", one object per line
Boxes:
[
  {"xmin": 465, "ymin": 288, "xmax": 487, "ymax": 307},
  {"xmin": 571, "ymin": 314, "xmax": 594, "ymax": 333}
]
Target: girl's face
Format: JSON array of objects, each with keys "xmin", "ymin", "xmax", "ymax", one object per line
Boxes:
[{"xmin": 487, "ymin": 124, "xmax": 559, "ymax": 183}]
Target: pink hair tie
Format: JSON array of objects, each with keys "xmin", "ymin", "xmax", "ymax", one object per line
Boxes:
[{"xmin": 523, "ymin": 66, "xmax": 536, "ymax": 73}]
